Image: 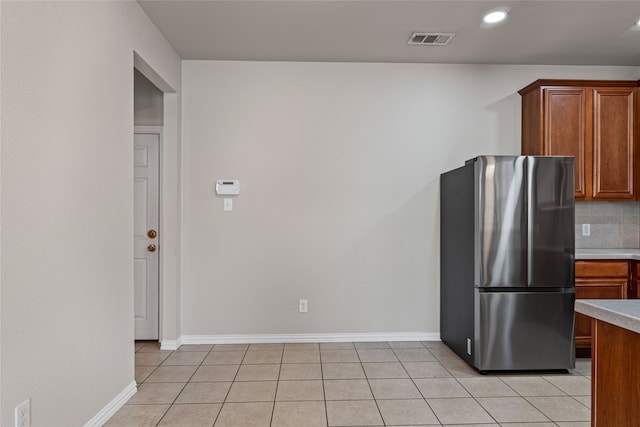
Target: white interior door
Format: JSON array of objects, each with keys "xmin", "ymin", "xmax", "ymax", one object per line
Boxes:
[{"xmin": 134, "ymin": 129, "xmax": 160, "ymax": 340}]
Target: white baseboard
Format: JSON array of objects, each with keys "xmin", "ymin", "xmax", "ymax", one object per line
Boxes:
[
  {"xmin": 180, "ymin": 332, "xmax": 440, "ymax": 345},
  {"xmin": 160, "ymin": 337, "xmax": 182, "ymax": 350},
  {"xmin": 84, "ymin": 381, "xmax": 136, "ymax": 427}
]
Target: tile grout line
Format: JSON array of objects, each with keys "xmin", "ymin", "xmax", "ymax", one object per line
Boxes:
[
  {"xmin": 267, "ymin": 346, "xmax": 284, "ymax": 427},
  {"xmin": 318, "ymin": 343, "xmax": 330, "ymax": 427},
  {"xmin": 154, "ymin": 345, "xmax": 215, "ymax": 426},
  {"xmin": 402, "ymin": 344, "xmax": 447, "ymax": 426},
  {"xmin": 475, "ymin": 375, "xmax": 553, "ymax": 424},
  {"xmin": 433, "ymin": 350, "xmax": 503, "ymax": 426},
  {"xmin": 134, "ymin": 343, "xmax": 176, "ymax": 426},
  {"xmin": 358, "ymin": 343, "xmax": 388, "ymax": 426},
  {"xmin": 212, "ymin": 344, "xmax": 249, "ymax": 426}
]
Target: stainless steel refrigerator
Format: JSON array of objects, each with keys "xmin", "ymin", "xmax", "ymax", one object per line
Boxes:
[{"xmin": 440, "ymin": 155, "xmax": 575, "ymax": 371}]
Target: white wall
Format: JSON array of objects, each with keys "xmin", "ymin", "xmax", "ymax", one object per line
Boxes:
[
  {"xmin": 182, "ymin": 61, "xmax": 639, "ymax": 337},
  {"xmin": 0, "ymin": 2, "xmax": 180, "ymax": 425}
]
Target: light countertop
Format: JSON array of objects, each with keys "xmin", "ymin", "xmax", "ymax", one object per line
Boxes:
[
  {"xmin": 575, "ymin": 249, "xmax": 640, "ymax": 260},
  {"xmin": 575, "ymin": 300, "xmax": 640, "ymax": 334}
]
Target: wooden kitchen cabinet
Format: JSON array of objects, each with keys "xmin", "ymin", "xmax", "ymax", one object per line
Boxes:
[
  {"xmin": 519, "ymin": 80, "xmax": 637, "ymax": 201},
  {"xmin": 574, "ymin": 260, "xmax": 629, "ymax": 356}
]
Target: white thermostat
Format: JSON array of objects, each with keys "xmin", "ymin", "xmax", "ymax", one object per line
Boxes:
[{"xmin": 215, "ymin": 179, "xmax": 240, "ymax": 195}]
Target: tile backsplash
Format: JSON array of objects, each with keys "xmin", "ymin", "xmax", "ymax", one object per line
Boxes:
[{"xmin": 575, "ymin": 201, "xmax": 640, "ymax": 249}]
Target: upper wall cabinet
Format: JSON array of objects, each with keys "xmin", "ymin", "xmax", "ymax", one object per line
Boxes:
[{"xmin": 519, "ymin": 80, "xmax": 638, "ymax": 201}]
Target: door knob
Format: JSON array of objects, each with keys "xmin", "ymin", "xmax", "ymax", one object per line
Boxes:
[
  {"xmin": 147, "ymin": 229, "xmax": 157, "ymax": 239},
  {"xmin": 147, "ymin": 244, "xmax": 156, "ymax": 252}
]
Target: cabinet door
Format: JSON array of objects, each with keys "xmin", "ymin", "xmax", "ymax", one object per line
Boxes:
[
  {"xmin": 592, "ymin": 88, "xmax": 635, "ymax": 199},
  {"xmin": 543, "ymin": 88, "xmax": 590, "ymax": 199}
]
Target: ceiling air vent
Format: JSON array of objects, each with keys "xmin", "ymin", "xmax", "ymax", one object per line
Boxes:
[{"xmin": 408, "ymin": 32, "xmax": 455, "ymax": 46}]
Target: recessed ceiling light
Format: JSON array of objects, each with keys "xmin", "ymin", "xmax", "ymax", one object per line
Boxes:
[
  {"xmin": 483, "ymin": 9, "xmax": 508, "ymax": 24},
  {"xmin": 636, "ymin": 17, "xmax": 640, "ymax": 27}
]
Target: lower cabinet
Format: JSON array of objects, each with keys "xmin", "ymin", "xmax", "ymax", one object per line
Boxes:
[{"xmin": 575, "ymin": 260, "xmax": 629, "ymax": 356}]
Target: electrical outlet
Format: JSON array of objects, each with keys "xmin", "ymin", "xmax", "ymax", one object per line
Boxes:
[
  {"xmin": 298, "ymin": 299, "xmax": 308, "ymax": 313},
  {"xmin": 582, "ymin": 223, "xmax": 591, "ymax": 237},
  {"xmin": 15, "ymin": 399, "xmax": 30, "ymax": 427}
]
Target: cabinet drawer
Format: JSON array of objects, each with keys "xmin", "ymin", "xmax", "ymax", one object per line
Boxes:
[
  {"xmin": 575, "ymin": 261, "xmax": 629, "ymax": 278},
  {"xmin": 575, "ymin": 279, "xmax": 628, "ymax": 299}
]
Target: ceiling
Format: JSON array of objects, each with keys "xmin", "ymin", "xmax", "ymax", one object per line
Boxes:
[{"xmin": 137, "ymin": 0, "xmax": 640, "ymax": 66}]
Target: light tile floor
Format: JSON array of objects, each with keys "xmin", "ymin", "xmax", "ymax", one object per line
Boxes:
[{"xmin": 106, "ymin": 341, "xmax": 592, "ymax": 426}]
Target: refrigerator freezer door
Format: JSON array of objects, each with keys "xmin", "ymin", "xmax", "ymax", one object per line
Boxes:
[
  {"xmin": 475, "ymin": 156, "xmax": 528, "ymax": 287},
  {"xmin": 527, "ymin": 157, "xmax": 575, "ymax": 287},
  {"xmin": 475, "ymin": 290, "xmax": 576, "ymax": 371}
]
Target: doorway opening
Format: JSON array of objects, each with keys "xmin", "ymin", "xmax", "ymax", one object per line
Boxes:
[
  {"xmin": 132, "ymin": 51, "xmax": 180, "ymax": 353},
  {"xmin": 134, "ymin": 67, "xmax": 163, "ymax": 342}
]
